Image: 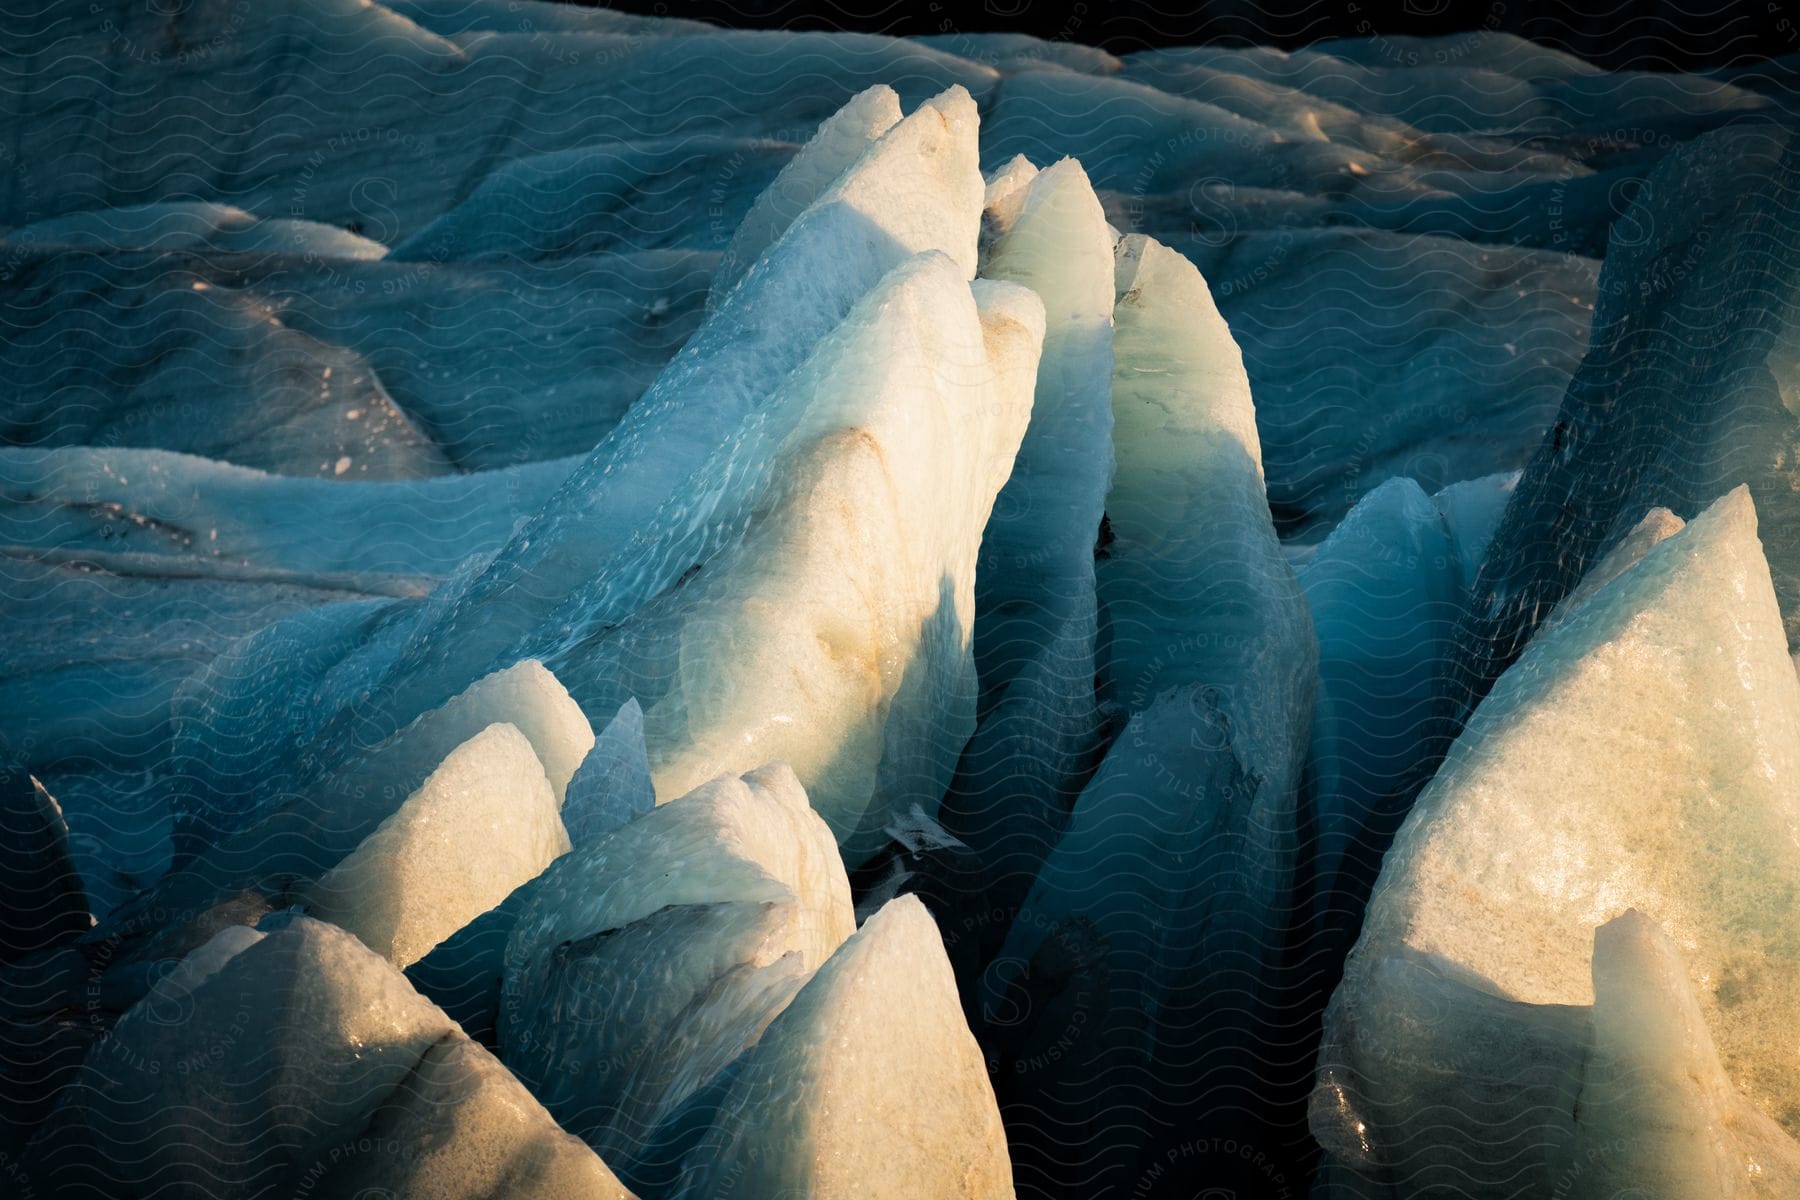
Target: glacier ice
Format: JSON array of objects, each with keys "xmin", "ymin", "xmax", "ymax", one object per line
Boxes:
[
  {"xmin": 502, "ymin": 762, "xmax": 853, "ymax": 1021},
  {"xmin": 1187, "ymin": 227, "xmax": 1597, "ymax": 538},
  {"xmin": 500, "ymin": 762, "xmax": 852, "ymax": 1173},
  {"xmin": 3, "ymin": 0, "xmax": 1753, "ymax": 536},
  {"xmin": 561, "ymin": 697, "xmax": 657, "ymax": 846},
  {"xmin": 638, "ymin": 259, "xmax": 1035, "ymax": 854},
  {"xmin": 1307, "ymin": 908, "xmax": 1800, "ymax": 1199},
  {"xmin": 0, "ymin": 233, "xmax": 712, "ymax": 472},
  {"xmin": 0, "ymin": 447, "xmax": 571, "ymax": 587},
  {"xmin": 145, "ymin": 923, "xmax": 265, "ymax": 1005},
  {"xmin": 343, "ymin": 657, "xmax": 595, "ymax": 812},
  {"xmin": 512, "ymin": 894, "xmax": 808, "ymax": 1173},
  {"xmin": 982, "ymin": 154, "xmax": 1040, "ymax": 212},
  {"xmin": 1096, "ymin": 233, "xmax": 1315, "ymax": 767},
  {"xmin": 677, "ymin": 895, "xmax": 1014, "ymax": 1200},
  {"xmin": 316, "ymin": 1030, "xmax": 636, "ymax": 1200},
  {"xmin": 983, "ymin": 231, "xmax": 1316, "ymax": 1194},
  {"xmin": 7, "ymin": 7, "xmax": 1800, "ymax": 1194},
  {"xmin": 388, "ymin": 135, "xmax": 800, "ymax": 265},
  {"xmin": 523, "ymin": 249, "xmax": 1038, "ymax": 862},
  {"xmin": 7, "ymin": 201, "xmax": 389, "ymax": 259},
  {"xmin": 302, "ymin": 722, "xmax": 571, "ymax": 968},
  {"xmin": 24, "ymin": 917, "xmax": 632, "ymax": 1198},
  {"xmin": 935, "ymin": 156, "xmax": 1114, "ymax": 967},
  {"xmin": 707, "ymin": 84, "xmax": 905, "ymax": 304},
  {"xmin": 0, "ymin": 245, "xmax": 452, "ymax": 479},
  {"xmin": 294, "ymin": 86, "xmax": 993, "ymax": 780},
  {"xmin": 172, "ymin": 656, "xmax": 590, "ymax": 867},
  {"xmin": 1465, "ymin": 122, "xmax": 1800, "ymax": 683},
  {"xmin": 1429, "ymin": 469, "xmax": 1519, "ymax": 591},
  {"xmin": 1120, "ymin": 34, "xmax": 1774, "ymax": 138},
  {"xmin": 1298, "ymin": 476, "xmax": 1465, "ymax": 958},
  {"xmin": 1315, "ymin": 486, "xmax": 1800, "ymax": 1191},
  {"xmin": 0, "ymin": 771, "xmax": 90, "ymax": 963},
  {"xmin": 88, "ymin": 658, "xmax": 589, "ymax": 1000},
  {"xmin": 0, "ymin": 551, "xmax": 364, "ymax": 790},
  {"xmin": 5, "ymin": 0, "xmax": 993, "ymax": 240},
  {"xmin": 403, "ymin": 882, "xmax": 534, "ymax": 1051},
  {"xmin": 1567, "ymin": 909, "xmax": 1800, "ymax": 1197}
]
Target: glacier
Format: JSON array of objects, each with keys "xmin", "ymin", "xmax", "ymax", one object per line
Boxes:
[
  {"xmin": 300, "ymin": 721, "xmax": 572, "ymax": 969},
  {"xmin": 1314, "ymin": 486, "xmax": 1800, "ymax": 1193},
  {"xmin": 24, "ymin": 916, "xmax": 636, "ymax": 1198},
  {"xmin": 923, "ymin": 153, "xmax": 1115, "ymax": 959},
  {"xmin": 975, "ymin": 228, "xmax": 1318, "ymax": 1195},
  {"xmin": 4, "ymin": 3, "xmax": 1799, "ymax": 1197},
  {"xmin": 677, "ymin": 894, "xmax": 1013, "ymax": 1200}
]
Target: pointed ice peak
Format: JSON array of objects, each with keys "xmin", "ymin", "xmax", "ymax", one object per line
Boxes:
[
  {"xmin": 1016, "ymin": 157, "xmax": 1095, "ymax": 215},
  {"xmin": 561, "ymin": 696, "xmax": 656, "ymax": 845},
  {"xmin": 1098, "ymin": 231, "xmax": 1308, "ymax": 740},
  {"xmin": 1333, "ymin": 483, "xmax": 1800, "ymax": 1144},
  {"xmin": 985, "ymin": 159, "xmax": 1113, "ymax": 327},
  {"xmin": 710, "ymin": 85, "xmax": 904, "ymax": 307},
  {"xmin": 27, "ymin": 917, "xmax": 633, "ymax": 1198},
  {"xmin": 504, "ymin": 761, "xmax": 853, "ymax": 1003},
  {"xmin": 631, "ymin": 250, "xmax": 1039, "ymax": 861},
  {"xmin": 680, "ymin": 895, "xmax": 1014, "ymax": 1199},
  {"xmin": 713, "ymin": 84, "xmax": 984, "ymax": 316},
  {"xmin": 1541, "ymin": 504, "xmax": 1686, "ymax": 635},
  {"xmin": 983, "ymin": 153, "xmax": 1040, "ymax": 212},
  {"xmin": 821, "ymin": 85, "xmax": 983, "ymax": 281},
  {"xmin": 304, "ymin": 722, "xmax": 569, "ymax": 968},
  {"xmin": 1111, "ymin": 232, "xmax": 1261, "ymax": 476},
  {"xmin": 356, "ymin": 657, "xmax": 593, "ymax": 808}
]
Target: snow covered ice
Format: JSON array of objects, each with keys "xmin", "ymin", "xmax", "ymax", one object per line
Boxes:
[{"xmin": 3, "ymin": 2, "xmax": 1799, "ymax": 1196}]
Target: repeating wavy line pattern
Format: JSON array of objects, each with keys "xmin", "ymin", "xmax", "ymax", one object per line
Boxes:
[{"xmin": 3, "ymin": 1, "xmax": 1799, "ymax": 1198}]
